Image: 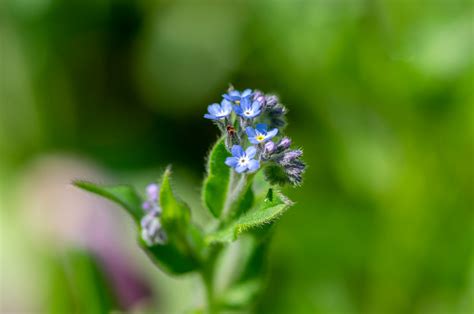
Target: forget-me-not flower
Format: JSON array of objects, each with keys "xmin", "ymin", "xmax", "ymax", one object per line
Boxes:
[
  {"xmin": 234, "ymin": 97, "xmax": 262, "ymax": 119},
  {"xmin": 246, "ymin": 123, "xmax": 278, "ymax": 144},
  {"xmin": 225, "ymin": 145, "xmax": 260, "ymax": 173},
  {"xmin": 223, "ymin": 89, "xmax": 252, "ymax": 104},
  {"xmin": 204, "ymin": 100, "xmax": 233, "ymax": 120}
]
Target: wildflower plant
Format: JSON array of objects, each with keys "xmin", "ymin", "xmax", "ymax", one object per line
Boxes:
[{"xmin": 74, "ymin": 87, "xmax": 306, "ymax": 313}]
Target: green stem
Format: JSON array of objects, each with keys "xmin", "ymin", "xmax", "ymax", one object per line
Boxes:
[
  {"xmin": 202, "ymin": 172, "xmax": 255, "ymax": 313},
  {"xmin": 201, "ymin": 246, "xmax": 221, "ymax": 314},
  {"xmin": 222, "ymin": 170, "xmax": 236, "ymax": 217},
  {"xmin": 201, "ymin": 271, "xmax": 216, "ymax": 314},
  {"xmin": 224, "ymin": 173, "xmax": 255, "ymax": 224}
]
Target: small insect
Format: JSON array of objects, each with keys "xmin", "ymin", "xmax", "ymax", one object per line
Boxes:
[{"xmin": 226, "ymin": 125, "xmax": 236, "ymax": 136}]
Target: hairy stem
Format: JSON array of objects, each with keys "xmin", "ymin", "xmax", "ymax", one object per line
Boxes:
[
  {"xmin": 222, "ymin": 171, "xmax": 236, "ymax": 217},
  {"xmin": 202, "ymin": 173, "xmax": 254, "ymax": 312}
]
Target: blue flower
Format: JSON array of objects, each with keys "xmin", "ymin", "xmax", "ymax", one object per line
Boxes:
[
  {"xmin": 223, "ymin": 88, "xmax": 252, "ymax": 103},
  {"xmin": 246, "ymin": 124, "xmax": 278, "ymax": 144},
  {"xmin": 225, "ymin": 145, "xmax": 260, "ymax": 173},
  {"xmin": 204, "ymin": 100, "xmax": 233, "ymax": 120},
  {"xmin": 233, "ymin": 97, "xmax": 262, "ymax": 119}
]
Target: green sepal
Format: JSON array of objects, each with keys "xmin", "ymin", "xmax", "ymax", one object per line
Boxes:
[
  {"xmin": 205, "ymin": 189, "xmax": 293, "ymax": 244},
  {"xmin": 202, "ymin": 137, "xmax": 231, "ymax": 218},
  {"xmin": 263, "ymin": 164, "xmax": 291, "ymax": 187},
  {"xmin": 73, "ymin": 181, "xmax": 143, "ymax": 223}
]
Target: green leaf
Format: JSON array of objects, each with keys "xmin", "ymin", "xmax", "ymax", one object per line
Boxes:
[
  {"xmin": 139, "ymin": 229, "xmax": 201, "ymax": 274},
  {"xmin": 73, "ymin": 181, "xmax": 143, "ymax": 222},
  {"xmin": 202, "ymin": 137, "xmax": 231, "ymax": 218},
  {"xmin": 47, "ymin": 249, "xmax": 117, "ymax": 314},
  {"xmin": 205, "ymin": 189, "xmax": 293, "ymax": 244},
  {"xmin": 139, "ymin": 167, "xmax": 201, "ymax": 275},
  {"xmin": 160, "ymin": 166, "xmax": 191, "ymax": 231},
  {"xmin": 74, "ymin": 173, "xmax": 203, "ymax": 275}
]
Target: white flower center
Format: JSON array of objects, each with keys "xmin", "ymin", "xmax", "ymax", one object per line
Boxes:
[
  {"xmin": 244, "ymin": 110, "xmax": 253, "ymax": 116},
  {"xmin": 239, "ymin": 156, "xmax": 249, "ymax": 166}
]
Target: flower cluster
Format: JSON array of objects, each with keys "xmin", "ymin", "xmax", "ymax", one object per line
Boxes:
[
  {"xmin": 140, "ymin": 183, "xmax": 167, "ymax": 245},
  {"xmin": 204, "ymin": 87, "xmax": 305, "ymax": 185}
]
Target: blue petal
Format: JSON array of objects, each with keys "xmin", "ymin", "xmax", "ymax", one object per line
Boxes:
[
  {"xmin": 245, "ymin": 146, "xmax": 257, "ymax": 159},
  {"xmin": 223, "ymin": 94, "xmax": 233, "ymax": 101},
  {"xmin": 225, "ymin": 157, "xmax": 239, "ymax": 167},
  {"xmin": 249, "ymin": 110, "xmax": 261, "ymax": 118},
  {"xmin": 266, "ymin": 128, "xmax": 278, "ymax": 139},
  {"xmin": 233, "ymin": 105, "xmax": 243, "ymax": 115},
  {"xmin": 247, "ymin": 159, "xmax": 260, "ymax": 172},
  {"xmin": 240, "ymin": 97, "xmax": 251, "ymax": 110},
  {"xmin": 248, "ymin": 137, "xmax": 260, "ymax": 145},
  {"xmin": 256, "ymin": 123, "xmax": 268, "ymax": 134},
  {"xmin": 231, "ymin": 145, "xmax": 244, "ymax": 157},
  {"xmin": 229, "ymin": 90, "xmax": 240, "ymax": 97},
  {"xmin": 208, "ymin": 104, "xmax": 221, "ymax": 115},
  {"xmin": 251, "ymin": 101, "xmax": 261, "ymax": 112},
  {"xmin": 204, "ymin": 113, "xmax": 217, "ymax": 120},
  {"xmin": 246, "ymin": 127, "xmax": 256, "ymax": 137},
  {"xmin": 235, "ymin": 165, "xmax": 247, "ymax": 173},
  {"xmin": 221, "ymin": 100, "xmax": 233, "ymax": 113},
  {"xmin": 242, "ymin": 89, "xmax": 252, "ymax": 97}
]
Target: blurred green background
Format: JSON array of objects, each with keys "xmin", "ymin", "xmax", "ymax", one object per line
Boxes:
[{"xmin": 1, "ymin": 0, "xmax": 473, "ymax": 313}]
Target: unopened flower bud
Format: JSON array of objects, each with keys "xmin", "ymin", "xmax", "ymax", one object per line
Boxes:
[
  {"xmin": 264, "ymin": 141, "xmax": 276, "ymax": 155},
  {"xmin": 140, "ymin": 183, "xmax": 166, "ymax": 245},
  {"xmin": 142, "ymin": 201, "xmax": 152, "ymax": 211},
  {"xmin": 141, "ymin": 213, "xmax": 167, "ymax": 245},
  {"xmin": 280, "ymin": 149, "xmax": 303, "ymax": 165},
  {"xmin": 277, "ymin": 137, "xmax": 292, "ymax": 150},
  {"xmin": 285, "ymin": 166, "xmax": 304, "ymax": 186},
  {"xmin": 253, "ymin": 90, "xmax": 265, "ymax": 104},
  {"xmin": 146, "ymin": 184, "xmax": 159, "ymax": 201},
  {"xmin": 265, "ymin": 95, "xmax": 279, "ymax": 108}
]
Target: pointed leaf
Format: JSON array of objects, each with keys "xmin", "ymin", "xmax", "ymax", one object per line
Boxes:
[
  {"xmin": 202, "ymin": 137, "xmax": 231, "ymax": 218},
  {"xmin": 205, "ymin": 189, "xmax": 293, "ymax": 244},
  {"xmin": 159, "ymin": 166, "xmax": 191, "ymax": 231},
  {"xmin": 139, "ymin": 167, "xmax": 202, "ymax": 275},
  {"xmin": 73, "ymin": 181, "xmax": 143, "ymax": 222},
  {"xmin": 74, "ymin": 177, "xmax": 202, "ymax": 275}
]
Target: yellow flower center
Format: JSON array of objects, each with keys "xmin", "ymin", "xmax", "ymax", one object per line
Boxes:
[{"xmin": 256, "ymin": 135, "xmax": 265, "ymax": 142}]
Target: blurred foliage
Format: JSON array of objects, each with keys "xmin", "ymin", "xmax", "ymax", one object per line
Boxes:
[{"xmin": 0, "ymin": 0, "xmax": 473, "ymax": 313}]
